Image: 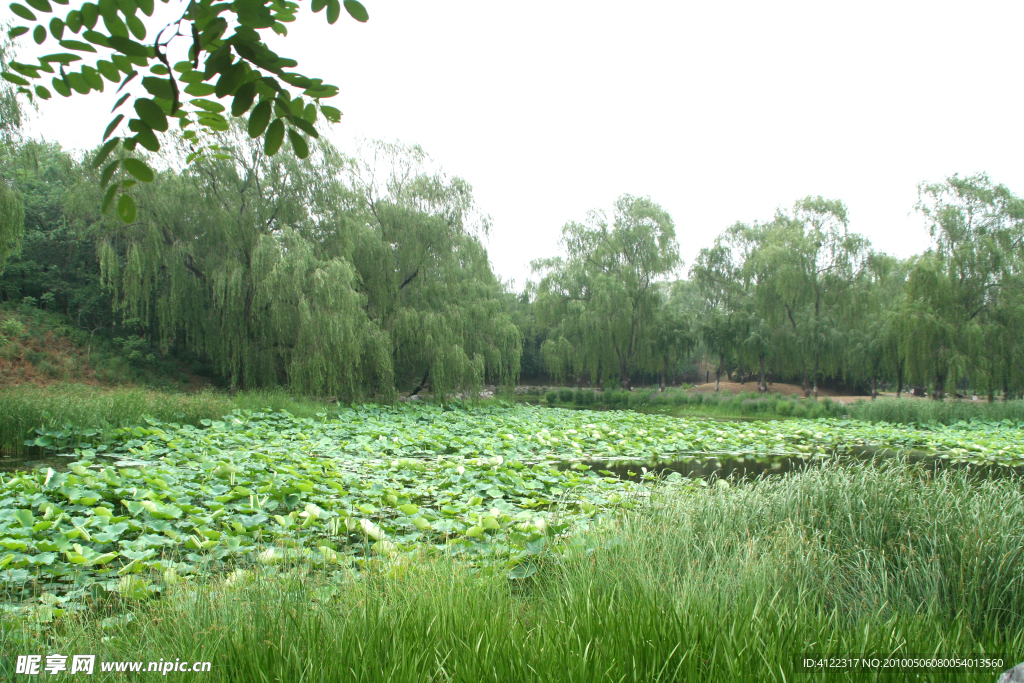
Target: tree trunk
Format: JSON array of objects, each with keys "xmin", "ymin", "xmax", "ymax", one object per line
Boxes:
[
  {"xmin": 932, "ymin": 371, "xmax": 945, "ymax": 401},
  {"xmin": 801, "ymin": 368, "xmax": 810, "ymax": 398},
  {"xmin": 896, "ymin": 363, "xmax": 903, "ymax": 398},
  {"xmin": 871, "ymin": 374, "xmax": 877, "ymax": 401},
  {"xmin": 758, "ymin": 355, "xmax": 766, "ymax": 393},
  {"xmin": 1004, "ymin": 378, "xmax": 1010, "ymax": 403},
  {"xmin": 811, "ymin": 355, "xmax": 819, "ymax": 400},
  {"xmin": 660, "ymin": 357, "xmax": 668, "ymax": 391},
  {"xmin": 714, "ymin": 355, "xmax": 724, "ymax": 392},
  {"xmin": 410, "ymin": 370, "xmax": 430, "ymax": 396}
]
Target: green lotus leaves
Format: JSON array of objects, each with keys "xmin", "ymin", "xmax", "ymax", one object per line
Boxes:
[{"xmin": 0, "ymin": 402, "xmax": 1020, "ymax": 616}]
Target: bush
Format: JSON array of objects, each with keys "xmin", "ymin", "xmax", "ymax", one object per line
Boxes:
[
  {"xmin": 574, "ymin": 389, "xmax": 595, "ymax": 406},
  {"xmin": 544, "ymin": 390, "xmax": 559, "ymax": 406},
  {"xmin": 0, "ymin": 317, "xmax": 25, "ymax": 338},
  {"xmin": 558, "ymin": 388, "xmax": 574, "ymax": 403}
]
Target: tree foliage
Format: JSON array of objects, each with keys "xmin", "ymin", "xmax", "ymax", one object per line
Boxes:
[
  {"xmin": 1, "ymin": 0, "xmax": 369, "ymax": 221},
  {"xmin": 533, "ymin": 195, "xmax": 681, "ymax": 388}
]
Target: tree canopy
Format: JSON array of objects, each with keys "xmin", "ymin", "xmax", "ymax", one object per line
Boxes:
[{"xmin": 1, "ymin": 0, "xmax": 369, "ymax": 221}]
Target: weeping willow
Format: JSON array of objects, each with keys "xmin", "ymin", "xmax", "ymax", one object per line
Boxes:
[
  {"xmin": 97, "ymin": 131, "xmax": 518, "ymax": 399},
  {"xmin": 0, "ymin": 179, "xmax": 23, "ymax": 276},
  {"xmin": 533, "ymin": 195, "xmax": 679, "ymax": 389}
]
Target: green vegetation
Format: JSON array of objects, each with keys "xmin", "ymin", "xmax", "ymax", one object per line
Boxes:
[
  {"xmin": 1, "ymin": 0, "xmax": 371, "ymax": 222},
  {"xmin": 3, "ymin": 402, "xmax": 1024, "ymax": 615},
  {"xmin": 0, "ymin": 383, "xmax": 343, "ymax": 456},
  {"xmin": 3, "ymin": 457, "xmax": 1020, "ymax": 682},
  {"xmin": 846, "ymin": 397, "xmax": 1024, "ymax": 425}
]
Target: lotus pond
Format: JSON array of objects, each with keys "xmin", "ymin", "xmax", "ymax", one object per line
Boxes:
[{"xmin": 2, "ymin": 403, "xmax": 1023, "ymax": 616}]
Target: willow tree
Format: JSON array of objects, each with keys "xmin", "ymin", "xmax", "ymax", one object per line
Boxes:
[
  {"xmin": 903, "ymin": 174, "xmax": 1024, "ymax": 399},
  {"xmin": 343, "ymin": 140, "xmax": 521, "ymax": 397},
  {"xmin": 0, "ymin": 35, "xmax": 25, "ymax": 276},
  {"xmin": 98, "ymin": 127, "xmax": 394, "ymax": 398},
  {"xmin": 744, "ymin": 197, "xmax": 868, "ymax": 398},
  {"xmin": 535, "ymin": 195, "xmax": 680, "ymax": 389},
  {"xmin": 690, "ymin": 229, "xmax": 745, "ymax": 391},
  {"xmin": 0, "ymin": 179, "xmax": 24, "ymax": 276}
]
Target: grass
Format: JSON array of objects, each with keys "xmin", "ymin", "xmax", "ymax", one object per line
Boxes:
[
  {"xmin": 6, "ymin": 458, "xmax": 1020, "ymax": 682},
  {"xmin": 847, "ymin": 397, "xmax": 1024, "ymax": 425},
  {"xmin": 0, "ymin": 384, "xmax": 337, "ymax": 456},
  {"xmin": 529, "ymin": 386, "xmax": 847, "ymax": 420}
]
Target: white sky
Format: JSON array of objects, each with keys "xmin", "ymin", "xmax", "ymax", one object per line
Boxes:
[{"xmin": 8, "ymin": 0, "xmax": 1024, "ymax": 289}]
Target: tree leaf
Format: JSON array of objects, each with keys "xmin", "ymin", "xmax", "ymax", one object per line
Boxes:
[
  {"xmin": 214, "ymin": 61, "xmax": 246, "ymax": 98},
  {"xmin": 48, "ymin": 17, "xmax": 64, "ymax": 39},
  {"xmin": 58, "ymin": 38, "xmax": 96, "ymax": 52},
  {"xmin": 99, "ymin": 158, "xmax": 119, "ymax": 185},
  {"xmin": 247, "ymin": 99, "xmax": 272, "ymax": 137},
  {"xmin": 288, "ymin": 128, "xmax": 308, "ymax": 159},
  {"xmin": 320, "ymin": 104, "xmax": 341, "ymax": 123},
  {"xmin": 80, "ymin": 2, "xmax": 98, "ymax": 29},
  {"xmin": 343, "ymin": 0, "xmax": 368, "ymax": 22},
  {"xmin": 50, "ymin": 75, "xmax": 71, "ymax": 96},
  {"xmin": 231, "ymin": 80, "xmax": 256, "ymax": 117},
  {"xmin": 103, "ymin": 114, "xmax": 123, "ymax": 140},
  {"xmin": 126, "ymin": 13, "xmax": 145, "ymax": 40},
  {"xmin": 116, "ymin": 193, "xmax": 136, "ymax": 222},
  {"xmin": 134, "ymin": 98, "xmax": 168, "ymax": 132},
  {"xmin": 141, "ymin": 75, "xmax": 173, "ymax": 100},
  {"xmin": 34, "ymin": 84, "xmax": 51, "ymax": 99},
  {"xmin": 1, "ymin": 72, "xmax": 30, "ymax": 87},
  {"xmin": 326, "ymin": 0, "xmax": 340, "ymax": 24},
  {"xmin": 9, "ymin": 26, "xmax": 30, "ymax": 38},
  {"xmin": 9, "ymin": 4, "xmax": 37, "ymax": 21},
  {"xmin": 101, "ymin": 180, "xmax": 118, "ymax": 207},
  {"xmin": 81, "ymin": 29, "xmax": 110, "ymax": 47},
  {"xmin": 33, "ymin": 24, "xmax": 47, "ymax": 44},
  {"xmin": 122, "ymin": 157, "xmax": 154, "ymax": 182},
  {"xmin": 264, "ymin": 118, "xmax": 284, "ymax": 156},
  {"xmin": 91, "ymin": 136, "xmax": 120, "ymax": 168},
  {"xmin": 24, "ymin": 0, "xmax": 50, "ymax": 11},
  {"xmin": 107, "ymin": 35, "xmax": 150, "ymax": 56},
  {"xmin": 128, "ymin": 118, "xmax": 159, "ymax": 151}
]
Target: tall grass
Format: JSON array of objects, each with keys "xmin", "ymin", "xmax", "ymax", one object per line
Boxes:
[
  {"xmin": 10, "ymin": 459, "xmax": 1020, "ymax": 682},
  {"xmin": 0, "ymin": 384, "xmax": 338, "ymax": 455},
  {"xmin": 538, "ymin": 387, "xmax": 847, "ymax": 420},
  {"xmin": 847, "ymin": 397, "xmax": 1024, "ymax": 425}
]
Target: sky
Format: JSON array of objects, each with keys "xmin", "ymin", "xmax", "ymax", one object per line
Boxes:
[{"xmin": 8, "ymin": 0, "xmax": 1024, "ymax": 289}]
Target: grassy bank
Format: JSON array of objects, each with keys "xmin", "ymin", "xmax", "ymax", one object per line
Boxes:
[
  {"xmin": 529, "ymin": 386, "xmax": 847, "ymax": 420},
  {"xmin": 0, "ymin": 384, "xmax": 336, "ymax": 455},
  {"xmin": 846, "ymin": 397, "xmax": 1024, "ymax": 425},
  {"xmin": 6, "ymin": 459, "xmax": 1020, "ymax": 682}
]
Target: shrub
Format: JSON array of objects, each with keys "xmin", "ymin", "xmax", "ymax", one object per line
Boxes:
[
  {"xmin": 544, "ymin": 390, "xmax": 559, "ymax": 406},
  {"xmin": 558, "ymin": 388, "xmax": 574, "ymax": 403},
  {"xmin": 574, "ymin": 389, "xmax": 595, "ymax": 406},
  {"xmin": 0, "ymin": 318, "xmax": 25, "ymax": 338}
]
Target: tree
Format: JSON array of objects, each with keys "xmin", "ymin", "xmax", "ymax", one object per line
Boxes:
[
  {"xmin": 344, "ymin": 140, "xmax": 521, "ymax": 397},
  {"xmin": 0, "ymin": 179, "xmax": 24, "ymax": 276},
  {"xmin": 745, "ymin": 197, "xmax": 868, "ymax": 398},
  {"xmin": 902, "ymin": 173, "xmax": 1024, "ymax": 399},
  {"xmin": 0, "ymin": 30, "xmax": 26, "ymax": 275},
  {"xmin": 95, "ymin": 130, "xmax": 517, "ymax": 399},
  {"xmin": 534, "ymin": 195, "xmax": 680, "ymax": 389},
  {"xmin": 1, "ymin": 0, "xmax": 369, "ymax": 221},
  {"xmin": 690, "ymin": 230, "xmax": 744, "ymax": 392}
]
